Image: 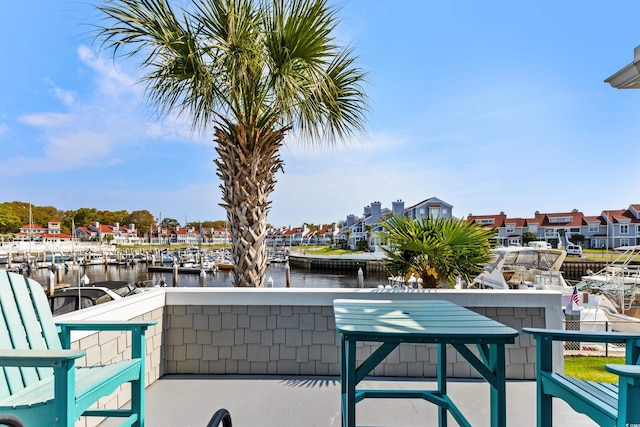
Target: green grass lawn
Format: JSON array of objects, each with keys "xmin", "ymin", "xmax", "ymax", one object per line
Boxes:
[
  {"xmin": 580, "ymin": 248, "xmax": 640, "ymax": 262},
  {"xmin": 302, "ymin": 246, "xmax": 362, "ymax": 256},
  {"xmin": 564, "ymin": 356, "xmax": 625, "ymax": 383}
]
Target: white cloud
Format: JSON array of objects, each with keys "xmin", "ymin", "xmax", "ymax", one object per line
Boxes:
[
  {"xmin": 52, "ymin": 87, "xmax": 75, "ymax": 106},
  {"xmin": 20, "ymin": 112, "xmax": 73, "ymax": 128},
  {"xmin": 0, "ymin": 45, "xmax": 202, "ymax": 177},
  {"xmin": 77, "ymin": 46, "xmax": 140, "ymax": 98},
  {"xmin": 268, "ymin": 144, "xmax": 449, "ymax": 226}
]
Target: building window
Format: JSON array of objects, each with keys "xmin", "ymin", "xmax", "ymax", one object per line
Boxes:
[
  {"xmin": 544, "ymin": 229, "xmax": 556, "ymax": 237},
  {"xmin": 429, "ymin": 208, "xmax": 440, "ymax": 219},
  {"xmin": 505, "ymin": 224, "xmax": 515, "ymax": 233},
  {"xmin": 588, "ymin": 223, "xmax": 599, "ymax": 232},
  {"xmin": 549, "ymin": 216, "xmax": 572, "ymax": 223},
  {"xmin": 620, "ymin": 224, "xmax": 629, "ymax": 234},
  {"xmin": 636, "ymin": 225, "xmax": 640, "ymax": 237},
  {"xmin": 528, "ymin": 225, "xmax": 538, "ymax": 233},
  {"xmin": 621, "ymin": 238, "xmax": 630, "ymax": 246},
  {"xmin": 477, "ymin": 219, "xmax": 494, "ymax": 225}
]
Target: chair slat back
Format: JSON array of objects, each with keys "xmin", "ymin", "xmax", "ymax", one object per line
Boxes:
[
  {"xmin": 0, "ymin": 271, "xmax": 61, "ymax": 397},
  {"xmin": 20, "ymin": 273, "xmax": 62, "ymax": 351},
  {"xmin": 0, "ymin": 295, "xmax": 22, "ymax": 400}
]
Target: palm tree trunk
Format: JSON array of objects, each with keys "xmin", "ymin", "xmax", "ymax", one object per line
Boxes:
[{"xmin": 214, "ymin": 119, "xmax": 288, "ymax": 287}]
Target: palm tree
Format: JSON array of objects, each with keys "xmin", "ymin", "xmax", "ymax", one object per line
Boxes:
[
  {"xmin": 95, "ymin": 0, "xmax": 367, "ymax": 286},
  {"xmin": 378, "ymin": 215, "xmax": 495, "ymax": 288}
]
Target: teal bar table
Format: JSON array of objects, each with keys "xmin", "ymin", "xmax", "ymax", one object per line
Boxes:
[{"xmin": 333, "ymin": 299, "xmax": 519, "ymax": 427}]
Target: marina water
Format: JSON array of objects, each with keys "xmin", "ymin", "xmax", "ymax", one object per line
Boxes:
[{"xmin": 25, "ymin": 262, "xmax": 388, "ymax": 288}]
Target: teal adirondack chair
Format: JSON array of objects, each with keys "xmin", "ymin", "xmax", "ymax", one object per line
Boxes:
[
  {"xmin": 524, "ymin": 328, "xmax": 640, "ymax": 427},
  {"xmin": 0, "ymin": 270, "xmax": 156, "ymax": 427}
]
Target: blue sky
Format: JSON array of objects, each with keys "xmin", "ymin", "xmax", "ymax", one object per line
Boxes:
[{"xmin": 1, "ymin": 1, "xmax": 640, "ymax": 228}]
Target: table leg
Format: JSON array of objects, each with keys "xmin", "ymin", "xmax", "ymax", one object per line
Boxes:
[
  {"xmin": 489, "ymin": 343, "xmax": 507, "ymax": 427},
  {"xmin": 437, "ymin": 343, "xmax": 448, "ymax": 427},
  {"xmin": 341, "ymin": 336, "xmax": 356, "ymax": 427},
  {"xmin": 340, "ymin": 335, "xmax": 346, "ymax": 426}
]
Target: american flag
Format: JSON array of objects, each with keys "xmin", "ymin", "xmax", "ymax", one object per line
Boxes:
[{"xmin": 571, "ymin": 286, "xmax": 580, "ymax": 305}]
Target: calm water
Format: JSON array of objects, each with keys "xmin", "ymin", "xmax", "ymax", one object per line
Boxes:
[{"xmin": 24, "ymin": 262, "xmax": 388, "ymax": 289}]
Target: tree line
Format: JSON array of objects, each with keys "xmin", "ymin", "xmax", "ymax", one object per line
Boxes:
[{"xmin": 0, "ymin": 201, "xmax": 226, "ymax": 237}]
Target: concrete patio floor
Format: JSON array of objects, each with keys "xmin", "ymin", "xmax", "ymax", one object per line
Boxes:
[{"xmin": 120, "ymin": 375, "xmax": 598, "ymax": 427}]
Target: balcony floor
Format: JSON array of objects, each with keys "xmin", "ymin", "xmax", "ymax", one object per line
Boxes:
[{"xmin": 102, "ymin": 375, "xmax": 597, "ymax": 426}]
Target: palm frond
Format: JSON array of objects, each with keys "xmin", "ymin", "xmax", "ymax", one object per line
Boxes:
[
  {"xmin": 96, "ymin": 0, "xmax": 228, "ymax": 128},
  {"xmin": 262, "ymin": 0, "xmax": 367, "ymax": 145},
  {"xmin": 379, "ymin": 215, "xmax": 494, "ymax": 287}
]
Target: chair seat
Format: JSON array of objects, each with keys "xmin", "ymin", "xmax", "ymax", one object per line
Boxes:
[
  {"xmin": 523, "ymin": 328, "xmax": 640, "ymax": 427},
  {"xmin": 544, "ymin": 372, "xmax": 618, "ymax": 423},
  {"xmin": 0, "ymin": 360, "xmax": 141, "ymax": 410},
  {"xmin": 0, "ymin": 270, "xmax": 154, "ymax": 427}
]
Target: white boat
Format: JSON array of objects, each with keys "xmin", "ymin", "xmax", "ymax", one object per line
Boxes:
[
  {"xmin": 201, "ymin": 259, "xmax": 217, "ymax": 271},
  {"xmin": 576, "ymin": 245, "xmax": 640, "ymax": 317},
  {"xmin": 106, "ymin": 253, "xmax": 127, "ymax": 265},
  {"xmin": 63, "ymin": 258, "xmax": 81, "ymax": 270},
  {"xmin": 577, "ymin": 246, "xmax": 640, "ymax": 287},
  {"xmin": 214, "ymin": 249, "xmax": 234, "ymax": 270},
  {"xmin": 85, "ymin": 252, "xmax": 106, "ymax": 265},
  {"xmin": 603, "ymin": 309, "xmax": 640, "ymax": 333},
  {"xmin": 473, "ymin": 246, "xmax": 572, "ymax": 294}
]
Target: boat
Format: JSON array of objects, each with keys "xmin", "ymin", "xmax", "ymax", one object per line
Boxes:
[
  {"xmin": 216, "ymin": 260, "xmax": 234, "ymax": 271},
  {"xmin": 602, "ymin": 309, "xmax": 640, "ymax": 333},
  {"xmin": 267, "ymin": 250, "xmax": 288, "ymax": 264},
  {"xmin": 214, "ymin": 249, "xmax": 234, "ymax": 270},
  {"xmin": 106, "ymin": 254, "xmax": 121, "ymax": 265},
  {"xmin": 63, "ymin": 256, "xmax": 81, "ymax": 270},
  {"xmin": 216, "ymin": 224, "xmax": 234, "ymax": 270},
  {"xmin": 575, "ymin": 245, "xmax": 640, "ymax": 317},
  {"xmin": 473, "ymin": 246, "xmax": 572, "ymax": 294},
  {"xmin": 48, "ymin": 280, "xmax": 154, "ymax": 316},
  {"xmin": 200, "ymin": 257, "xmax": 217, "ymax": 271},
  {"xmin": 85, "ymin": 252, "xmax": 106, "ymax": 265}
]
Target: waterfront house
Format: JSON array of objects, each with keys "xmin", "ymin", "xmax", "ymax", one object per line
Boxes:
[
  {"xmin": 315, "ymin": 224, "xmax": 337, "ymax": 246},
  {"xmin": 171, "ymin": 226, "xmax": 201, "ymax": 246},
  {"xmin": 146, "ymin": 226, "xmax": 171, "ymax": 245},
  {"xmin": 14, "ymin": 218, "xmax": 73, "ymax": 243},
  {"xmin": 468, "ymin": 203, "xmax": 640, "ymax": 249},
  {"xmin": 75, "ymin": 222, "xmax": 142, "ymax": 245},
  {"xmin": 266, "ymin": 227, "xmax": 286, "ymax": 247},
  {"xmin": 404, "ymin": 197, "xmax": 454, "ymax": 221},
  {"xmin": 338, "ymin": 197, "xmax": 454, "ymax": 250},
  {"xmin": 281, "ymin": 226, "xmax": 314, "ymax": 246},
  {"xmin": 602, "ymin": 206, "xmax": 640, "ymax": 247},
  {"xmin": 200, "ymin": 227, "xmax": 231, "ymax": 245}
]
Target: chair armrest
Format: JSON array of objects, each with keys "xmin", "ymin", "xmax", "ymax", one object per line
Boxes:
[
  {"xmin": 0, "ymin": 349, "xmax": 85, "ymax": 367},
  {"xmin": 605, "ymin": 364, "xmax": 640, "ymax": 378},
  {"xmin": 56, "ymin": 320, "xmax": 157, "ymax": 353},
  {"xmin": 523, "ymin": 327, "xmax": 640, "ymax": 344},
  {"xmin": 56, "ymin": 320, "xmax": 157, "ymax": 332}
]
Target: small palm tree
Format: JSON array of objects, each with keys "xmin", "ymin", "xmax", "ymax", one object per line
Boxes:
[
  {"xmin": 378, "ymin": 215, "xmax": 495, "ymax": 288},
  {"xmin": 95, "ymin": 0, "xmax": 367, "ymax": 286}
]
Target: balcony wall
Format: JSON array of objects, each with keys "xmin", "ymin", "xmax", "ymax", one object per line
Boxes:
[
  {"xmin": 162, "ymin": 288, "xmax": 562, "ymax": 380},
  {"xmin": 57, "ymin": 287, "xmax": 563, "ymax": 426}
]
